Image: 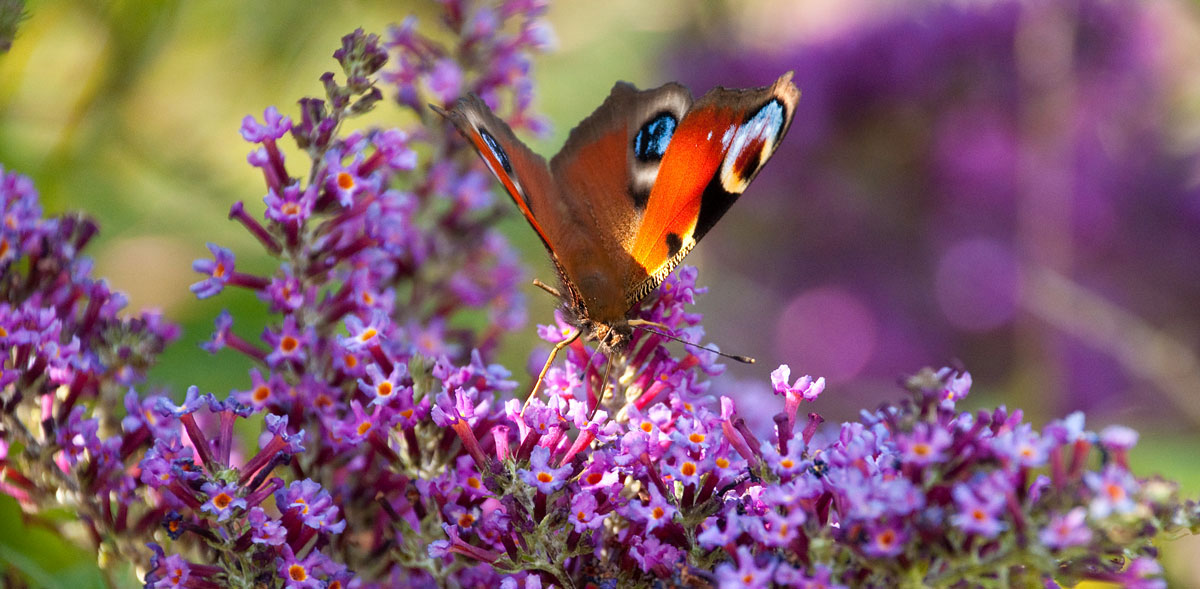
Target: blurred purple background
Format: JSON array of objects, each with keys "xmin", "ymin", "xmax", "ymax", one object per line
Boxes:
[{"xmin": 669, "ymin": 0, "xmax": 1200, "ymax": 427}]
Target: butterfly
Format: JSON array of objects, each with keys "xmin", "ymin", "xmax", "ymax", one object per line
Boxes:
[{"xmin": 435, "ymin": 73, "xmax": 800, "ymax": 396}]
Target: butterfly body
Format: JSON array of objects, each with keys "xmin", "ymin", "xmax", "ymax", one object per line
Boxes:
[{"xmin": 436, "ymin": 73, "xmax": 800, "ymax": 353}]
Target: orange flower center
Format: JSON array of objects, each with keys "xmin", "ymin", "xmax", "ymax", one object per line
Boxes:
[
  {"xmin": 878, "ymin": 529, "xmax": 897, "ymax": 547},
  {"xmin": 289, "ymin": 564, "xmax": 308, "ymax": 581}
]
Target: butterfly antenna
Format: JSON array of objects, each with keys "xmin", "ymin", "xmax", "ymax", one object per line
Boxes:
[{"xmin": 627, "ymin": 319, "xmax": 755, "ymax": 364}]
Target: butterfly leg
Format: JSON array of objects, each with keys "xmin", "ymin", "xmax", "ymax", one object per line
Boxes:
[{"xmin": 525, "ymin": 328, "xmax": 581, "ymax": 410}]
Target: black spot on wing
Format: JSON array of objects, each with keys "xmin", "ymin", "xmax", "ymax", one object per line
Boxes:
[
  {"xmin": 665, "ymin": 232, "xmax": 682, "ymax": 258},
  {"xmin": 633, "ymin": 112, "xmax": 677, "ymax": 162},
  {"xmin": 693, "ymin": 176, "xmax": 739, "ymax": 245},
  {"xmin": 479, "ymin": 129, "xmax": 512, "ymax": 173},
  {"xmin": 629, "ymin": 183, "xmax": 650, "ymax": 210}
]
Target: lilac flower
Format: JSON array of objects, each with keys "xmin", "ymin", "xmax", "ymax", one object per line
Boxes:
[
  {"xmin": 896, "ymin": 422, "xmax": 951, "ymax": 466},
  {"xmin": 263, "ymin": 316, "xmax": 312, "ymax": 367},
  {"xmin": 190, "ymin": 242, "xmax": 238, "ymax": 299},
  {"xmin": 1085, "ymin": 465, "xmax": 1139, "ymax": 519},
  {"xmin": 1040, "ymin": 507, "xmax": 1092, "ymax": 550},
  {"xmin": 275, "ymin": 545, "xmax": 329, "ymax": 589},
  {"xmin": 567, "ymin": 492, "xmax": 606, "ymax": 533},
  {"xmin": 249, "ymin": 506, "xmax": 287, "ymax": 546},
  {"xmin": 518, "ymin": 446, "xmax": 571, "ymax": 495},
  {"xmin": 200, "ymin": 481, "xmax": 247, "ymax": 521},
  {"xmin": 241, "ymin": 106, "xmax": 293, "ymax": 142},
  {"xmin": 357, "ymin": 362, "xmax": 408, "ymax": 407},
  {"xmin": 715, "ymin": 546, "xmax": 774, "ymax": 588},
  {"xmin": 950, "ymin": 482, "xmax": 1008, "ymax": 538},
  {"xmin": 629, "ymin": 536, "xmax": 684, "ymax": 575},
  {"xmin": 1001, "ymin": 431, "xmax": 1049, "ymax": 472},
  {"xmin": 863, "ymin": 521, "xmax": 909, "ymax": 557},
  {"xmin": 623, "ymin": 485, "xmax": 677, "ymax": 534},
  {"xmin": 264, "ymin": 183, "xmax": 315, "ymax": 227}
]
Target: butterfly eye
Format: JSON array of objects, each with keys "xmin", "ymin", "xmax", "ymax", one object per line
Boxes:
[
  {"xmin": 479, "ymin": 129, "xmax": 513, "ymax": 173},
  {"xmin": 633, "ymin": 113, "xmax": 678, "ymax": 162}
]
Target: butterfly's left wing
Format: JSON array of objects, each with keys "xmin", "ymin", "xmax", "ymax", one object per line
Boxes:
[{"xmin": 624, "ymin": 72, "xmax": 800, "ymax": 305}]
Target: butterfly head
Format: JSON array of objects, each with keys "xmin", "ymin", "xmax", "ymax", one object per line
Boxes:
[{"xmin": 580, "ymin": 317, "xmax": 633, "ymax": 354}]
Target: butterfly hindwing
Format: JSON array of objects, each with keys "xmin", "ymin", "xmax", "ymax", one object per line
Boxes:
[{"xmin": 625, "ymin": 72, "xmax": 800, "ymax": 304}]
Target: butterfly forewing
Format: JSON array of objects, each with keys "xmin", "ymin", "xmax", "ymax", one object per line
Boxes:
[
  {"xmin": 550, "ymin": 82, "xmax": 693, "ymax": 255},
  {"xmin": 435, "ymin": 96, "xmax": 568, "ymax": 261}
]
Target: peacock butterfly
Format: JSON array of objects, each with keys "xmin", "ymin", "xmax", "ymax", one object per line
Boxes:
[{"xmin": 435, "ymin": 73, "xmax": 800, "ymax": 396}]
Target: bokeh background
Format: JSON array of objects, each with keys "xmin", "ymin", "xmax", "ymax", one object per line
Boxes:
[{"xmin": 2, "ymin": 0, "xmax": 1200, "ymax": 585}]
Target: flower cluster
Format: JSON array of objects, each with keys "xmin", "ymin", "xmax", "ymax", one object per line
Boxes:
[
  {"xmin": 177, "ymin": 0, "xmax": 555, "ymax": 584},
  {"xmin": 1, "ymin": 1, "xmax": 1198, "ymax": 588},
  {"xmin": 697, "ymin": 367, "xmax": 1198, "ymax": 588},
  {"xmin": 138, "ymin": 389, "xmax": 353, "ymax": 588},
  {"xmin": 433, "ymin": 284, "xmax": 1199, "ymax": 587},
  {"xmin": 0, "ymin": 165, "xmax": 181, "ymax": 566}
]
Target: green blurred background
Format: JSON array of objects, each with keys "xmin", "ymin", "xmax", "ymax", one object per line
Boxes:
[{"xmin": 2, "ymin": 0, "xmax": 1200, "ymax": 586}]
